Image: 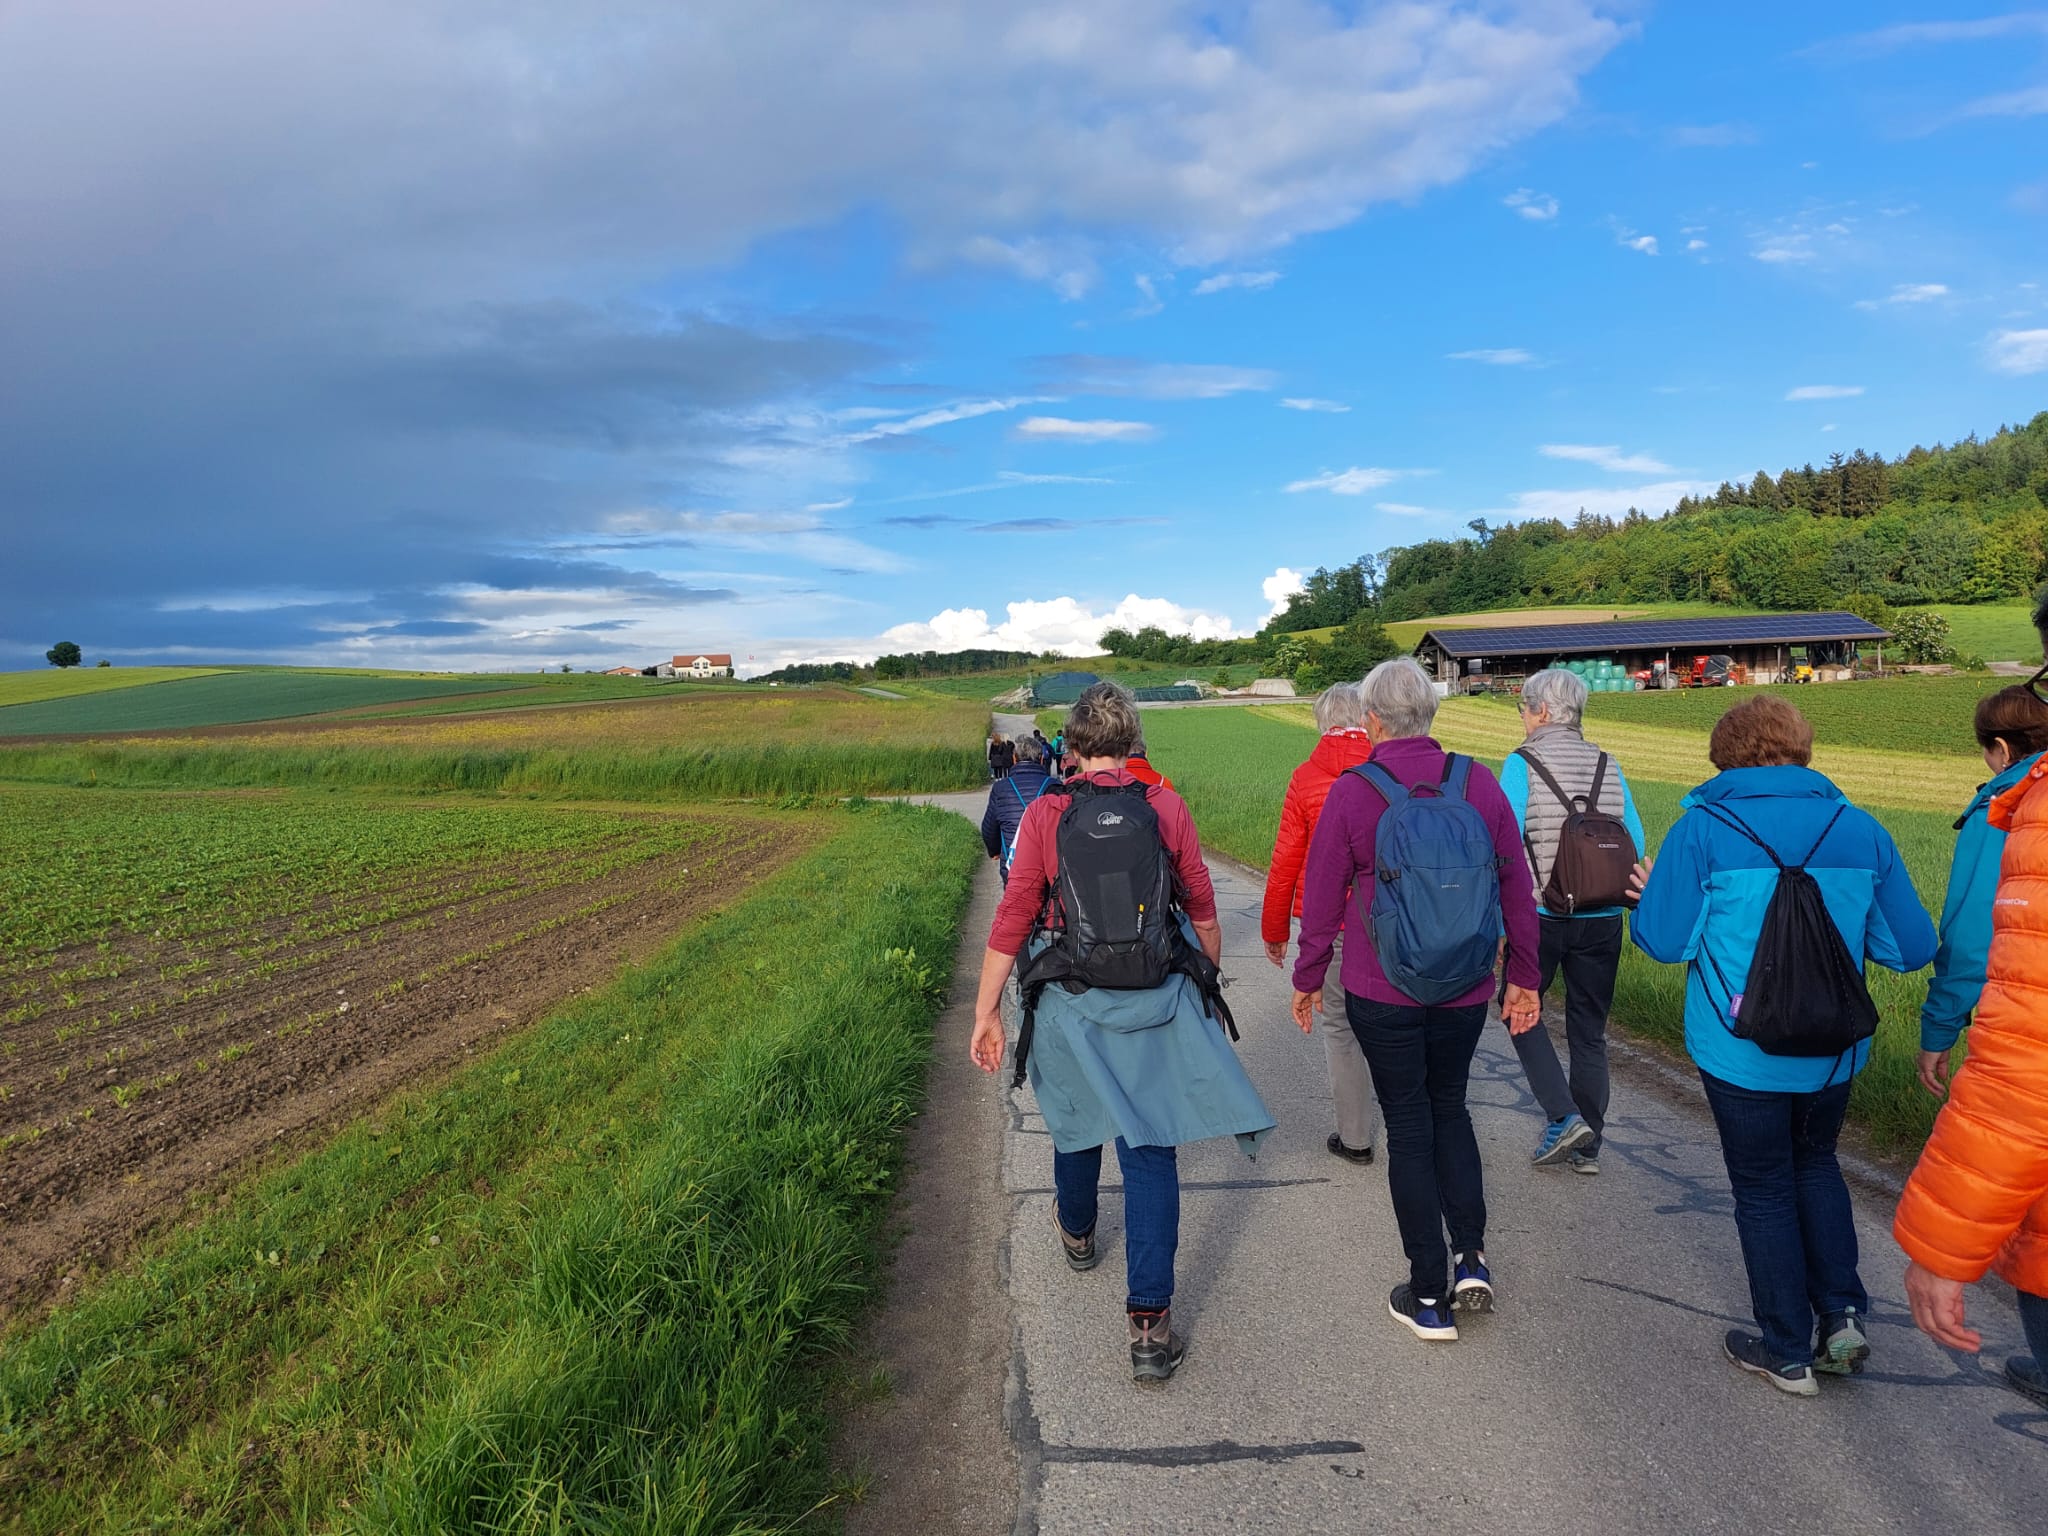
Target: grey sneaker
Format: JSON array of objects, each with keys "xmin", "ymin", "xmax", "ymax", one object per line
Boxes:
[
  {"xmin": 1052, "ymin": 1203, "xmax": 1098, "ymax": 1272},
  {"xmin": 1723, "ymin": 1330, "xmax": 1818, "ymax": 1397},
  {"xmin": 2003, "ymin": 1356, "xmax": 2048, "ymax": 1410},
  {"xmin": 1813, "ymin": 1308, "xmax": 1870, "ymax": 1376},
  {"xmin": 1569, "ymin": 1150, "xmax": 1600, "ymax": 1177},
  {"xmin": 1129, "ymin": 1308, "xmax": 1187, "ymax": 1382}
]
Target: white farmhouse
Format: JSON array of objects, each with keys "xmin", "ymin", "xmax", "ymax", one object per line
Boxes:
[{"xmin": 657, "ymin": 652, "xmax": 735, "ymax": 679}]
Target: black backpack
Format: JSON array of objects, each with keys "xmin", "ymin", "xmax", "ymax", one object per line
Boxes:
[
  {"xmin": 1692, "ymin": 804, "xmax": 1879, "ymax": 1060},
  {"xmin": 1514, "ymin": 748, "xmax": 1639, "ymax": 914},
  {"xmin": 1011, "ymin": 780, "xmax": 1234, "ymax": 1085}
]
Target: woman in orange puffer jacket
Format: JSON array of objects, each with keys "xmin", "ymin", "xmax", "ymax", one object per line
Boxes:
[
  {"xmin": 1895, "ymin": 640, "xmax": 2048, "ymax": 1411},
  {"xmin": 1262, "ymin": 682, "xmax": 1380, "ymax": 1163}
]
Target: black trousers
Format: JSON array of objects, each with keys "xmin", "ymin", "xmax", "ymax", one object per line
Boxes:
[
  {"xmin": 1347, "ymin": 995, "xmax": 1488, "ymax": 1299},
  {"xmin": 1510, "ymin": 912, "xmax": 1623, "ymax": 1153}
]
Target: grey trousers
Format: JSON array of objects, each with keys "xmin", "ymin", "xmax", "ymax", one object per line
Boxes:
[
  {"xmin": 1322, "ymin": 932, "xmax": 1380, "ymax": 1152},
  {"xmin": 1511, "ymin": 913, "xmax": 1623, "ymax": 1154}
]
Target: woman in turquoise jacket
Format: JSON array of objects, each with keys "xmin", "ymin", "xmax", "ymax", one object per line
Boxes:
[
  {"xmin": 1918, "ymin": 686, "xmax": 2048, "ymax": 1097},
  {"xmin": 1632, "ymin": 697, "xmax": 1935, "ymax": 1396}
]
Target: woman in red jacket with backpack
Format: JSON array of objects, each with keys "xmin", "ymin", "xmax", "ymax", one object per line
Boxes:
[{"xmin": 1262, "ymin": 682, "xmax": 1380, "ymax": 1163}]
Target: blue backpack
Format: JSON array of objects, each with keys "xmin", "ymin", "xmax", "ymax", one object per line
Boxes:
[{"xmin": 1349, "ymin": 755, "xmax": 1504, "ymax": 1005}]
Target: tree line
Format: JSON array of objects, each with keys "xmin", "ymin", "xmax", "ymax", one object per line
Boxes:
[{"xmin": 1266, "ymin": 413, "xmax": 2048, "ymax": 631}]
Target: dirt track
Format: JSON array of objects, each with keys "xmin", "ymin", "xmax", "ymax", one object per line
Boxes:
[{"xmin": 0, "ymin": 816, "xmax": 801, "ymax": 1316}]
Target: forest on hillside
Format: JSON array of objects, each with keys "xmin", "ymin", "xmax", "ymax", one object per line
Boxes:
[{"xmin": 1266, "ymin": 412, "xmax": 2048, "ymax": 631}]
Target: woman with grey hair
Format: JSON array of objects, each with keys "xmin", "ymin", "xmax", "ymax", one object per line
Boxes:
[
  {"xmin": 1263, "ymin": 682, "xmax": 1380, "ymax": 1162},
  {"xmin": 1291, "ymin": 658, "xmax": 1542, "ymax": 1340},
  {"xmin": 1498, "ymin": 667, "xmax": 1646, "ymax": 1175}
]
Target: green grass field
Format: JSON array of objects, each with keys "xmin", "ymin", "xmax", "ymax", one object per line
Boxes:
[
  {"xmin": 0, "ymin": 667, "xmax": 230, "ymax": 708},
  {"xmin": 0, "ymin": 803, "xmax": 981, "ymax": 1533},
  {"xmin": 1583, "ymin": 672, "xmax": 2011, "ymax": 756},
  {"xmin": 1923, "ymin": 601, "xmax": 2041, "ymax": 662},
  {"xmin": 1134, "ymin": 692, "xmax": 1989, "ymax": 1155},
  {"xmin": 0, "ymin": 671, "xmax": 531, "ymax": 736}
]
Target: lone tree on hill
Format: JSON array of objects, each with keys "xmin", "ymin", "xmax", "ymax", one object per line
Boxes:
[{"xmin": 45, "ymin": 640, "xmax": 81, "ymax": 668}]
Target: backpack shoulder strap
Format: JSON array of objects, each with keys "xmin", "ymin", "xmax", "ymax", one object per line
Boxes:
[
  {"xmin": 1441, "ymin": 753, "xmax": 1474, "ymax": 801},
  {"xmin": 1351, "ymin": 761, "xmax": 1407, "ymax": 808},
  {"xmin": 1513, "ymin": 745, "xmax": 1578, "ymax": 812},
  {"xmin": 1797, "ymin": 803, "xmax": 1849, "ymax": 870},
  {"xmin": 1698, "ymin": 804, "xmax": 1784, "ymax": 870},
  {"xmin": 1587, "ymin": 752, "xmax": 1610, "ymax": 813}
]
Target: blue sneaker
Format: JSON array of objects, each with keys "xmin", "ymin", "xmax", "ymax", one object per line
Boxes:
[
  {"xmin": 1389, "ymin": 1284, "xmax": 1458, "ymax": 1341},
  {"xmin": 1533, "ymin": 1114, "xmax": 1596, "ymax": 1167},
  {"xmin": 1453, "ymin": 1250, "xmax": 1494, "ymax": 1312}
]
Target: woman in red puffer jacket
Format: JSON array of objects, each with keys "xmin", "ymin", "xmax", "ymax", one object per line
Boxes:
[{"xmin": 1262, "ymin": 682, "xmax": 1380, "ymax": 1162}]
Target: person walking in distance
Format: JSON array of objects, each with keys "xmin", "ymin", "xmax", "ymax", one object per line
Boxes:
[
  {"xmin": 1262, "ymin": 682, "xmax": 1379, "ymax": 1164},
  {"xmin": 1292, "ymin": 658, "xmax": 1543, "ymax": 1342},
  {"xmin": 1632, "ymin": 696, "xmax": 1935, "ymax": 1394},
  {"xmin": 970, "ymin": 683, "xmax": 1272, "ymax": 1383},
  {"xmin": 1895, "ymin": 591, "xmax": 2048, "ymax": 1412},
  {"xmin": 1498, "ymin": 668, "xmax": 1647, "ymax": 1177},
  {"xmin": 980, "ymin": 734, "xmax": 1052, "ymax": 886},
  {"xmin": 1124, "ymin": 731, "xmax": 1173, "ymax": 791}
]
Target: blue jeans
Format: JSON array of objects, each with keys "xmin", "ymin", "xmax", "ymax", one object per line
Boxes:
[
  {"xmin": 1698, "ymin": 1069, "xmax": 1865, "ymax": 1364},
  {"xmin": 1347, "ymin": 996, "xmax": 1489, "ymax": 1299},
  {"xmin": 1053, "ymin": 1138, "xmax": 1179, "ymax": 1313}
]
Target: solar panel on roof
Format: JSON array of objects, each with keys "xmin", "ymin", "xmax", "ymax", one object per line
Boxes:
[{"xmin": 1417, "ymin": 612, "xmax": 1890, "ymax": 658}]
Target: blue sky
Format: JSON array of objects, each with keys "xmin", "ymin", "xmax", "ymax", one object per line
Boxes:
[{"xmin": 4, "ymin": 3, "xmax": 2046, "ymax": 674}]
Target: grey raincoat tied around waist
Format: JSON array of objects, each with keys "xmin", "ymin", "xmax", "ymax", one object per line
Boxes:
[{"xmin": 1021, "ymin": 917, "xmax": 1276, "ymax": 1158}]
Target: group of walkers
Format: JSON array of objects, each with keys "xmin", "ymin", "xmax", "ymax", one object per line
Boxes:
[
  {"xmin": 988, "ymin": 726, "xmax": 1066, "ymax": 781},
  {"xmin": 971, "ymin": 592, "xmax": 2048, "ymax": 1403}
]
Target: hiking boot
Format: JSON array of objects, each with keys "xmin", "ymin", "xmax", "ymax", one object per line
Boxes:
[
  {"xmin": 1533, "ymin": 1114, "xmax": 1596, "ymax": 1167},
  {"xmin": 1452, "ymin": 1251, "xmax": 1494, "ymax": 1313},
  {"xmin": 1569, "ymin": 1150, "xmax": 1601, "ymax": 1177},
  {"xmin": 1128, "ymin": 1308, "xmax": 1187, "ymax": 1382},
  {"xmin": 1326, "ymin": 1131, "xmax": 1376, "ymax": 1165},
  {"xmin": 1388, "ymin": 1284, "xmax": 1458, "ymax": 1341},
  {"xmin": 1723, "ymin": 1330, "xmax": 1818, "ymax": 1397},
  {"xmin": 2003, "ymin": 1356, "xmax": 2048, "ymax": 1410},
  {"xmin": 1051, "ymin": 1202, "xmax": 1098, "ymax": 1272},
  {"xmin": 1813, "ymin": 1308, "xmax": 1870, "ymax": 1376}
]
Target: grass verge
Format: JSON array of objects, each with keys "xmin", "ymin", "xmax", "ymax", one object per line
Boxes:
[{"xmin": 0, "ymin": 803, "xmax": 982, "ymax": 1534}]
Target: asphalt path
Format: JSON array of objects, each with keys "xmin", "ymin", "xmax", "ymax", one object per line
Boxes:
[{"xmin": 893, "ymin": 784, "xmax": 2044, "ymax": 1536}]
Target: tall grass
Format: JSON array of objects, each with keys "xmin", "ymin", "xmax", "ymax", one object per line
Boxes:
[
  {"xmin": 0, "ymin": 740, "xmax": 984, "ymax": 798},
  {"xmin": 0, "ymin": 804, "xmax": 982, "ymax": 1534}
]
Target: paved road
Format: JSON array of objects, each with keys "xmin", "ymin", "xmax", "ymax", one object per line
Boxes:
[{"xmin": 898, "ymin": 788, "xmax": 2043, "ymax": 1536}]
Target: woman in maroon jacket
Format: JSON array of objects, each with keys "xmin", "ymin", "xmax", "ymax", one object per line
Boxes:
[
  {"xmin": 1262, "ymin": 682, "xmax": 1380, "ymax": 1163},
  {"xmin": 1292, "ymin": 658, "xmax": 1541, "ymax": 1342}
]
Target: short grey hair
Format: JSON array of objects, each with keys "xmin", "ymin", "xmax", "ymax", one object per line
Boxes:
[
  {"xmin": 1064, "ymin": 681, "xmax": 1140, "ymax": 759},
  {"xmin": 1519, "ymin": 667, "xmax": 1587, "ymax": 729},
  {"xmin": 1358, "ymin": 657, "xmax": 1439, "ymax": 739},
  {"xmin": 1010, "ymin": 733, "xmax": 1044, "ymax": 762},
  {"xmin": 1313, "ymin": 681, "xmax": 1367, "ymax": 733}
]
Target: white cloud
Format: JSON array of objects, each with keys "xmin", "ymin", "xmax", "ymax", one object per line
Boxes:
[
  {"xmin": 1015, "ymin": 416, "xmax": 1158, "ymax": 441},
  {"xmin": 1495, "ymin": 480, "xmax": 1718, "ymax": 522},
  {"xmin": 1374, "ymin": 502, "xmax": 1442, "ymax": 517},
  {"xmin": 1041, "ymin": 357, "xmax": 1275, "ymax": 398},
  {"xmin": 1890, "ymin": 282, "xmax": 1949, "ymax": 303},
  {"xmin": 1193, "ymin": 270, "xmax": 1281, "ymax": 295},
  {"xmin": 1785, "ymin": 384, "xmax": 1864, "ymax": 400},
  {"xmin": 880, "ymin": 592, "xmax": 1244, "ymax": 655},
  {"xmin": 1827, "ymin": 15, "xmax": 2048, "ymax": 54},
  {"xmin": 1504, "ymin": 188, "xmax": 1559, "ymax": 221},
  {"xmin": 1755, "ymin": 240, "xmax": 1816, "ymax": 264},
  {"xmin": 1540, "ymin": 443, "xmax": 1675, "ymax": 474},
  {"xmin": 1132, "ymin": 273, "xmax": 1164, "ymax": 316},
  {"xmin": 600, "ymin": 508, "xmax": 906, "ymax": 573},
  {"xmin": 995, "ymin": 470, "xmax": 1118, "ymax": 485},
  {"xmin": 1261, "ymin": 566, "xmax": 1307, "ymax": 621},
  {"xmin": 835, "ymin": 396, "xmax": 1049, "ymax": 445},
  {"xmin": 1686, "ymin": 237, "xmax": 1708, "ymax": 252},
  {"xmin": 1279, "ymin": 397, "xmax": 1350, "ymax": 413},
  {"xmin": 1448, "ymin": 347, "xmax": 1539, "ymax": 366},
  {"xmin": 1618, "ymin": 231, "xmax": 1659, "ymax": 256},
  {"xmin": 1285, "ymin": 466, "xmax": 1405, "ymax": 495},
  {"xmin": 960, "ymin": 235, "xmax": 1097, "ymax": 297},
  {"xmin": 1989, "ymin": 329, "xmax": 2048, "ymax": 374}
]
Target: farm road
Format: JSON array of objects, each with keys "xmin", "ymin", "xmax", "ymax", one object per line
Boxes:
[{"xmin": 854, "ymin": 785, "xmax": 2045, "ymax": 1536}]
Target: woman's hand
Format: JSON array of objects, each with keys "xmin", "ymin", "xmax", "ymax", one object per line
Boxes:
[
  {"xmin": 1627, "ymin": 857, "xmax": 1655, "ymax": 900},
  {"xmin": 1904, "ymin": 1260, "xmax": 1981, "ymax": 1353},
  {"xmin": 970, "ymin": 1004, "xmax": 1006, "ymax": 1074},
  {"xmin": 1263, "ymin": 939, "xmax": 1287, "ymax": 967},
  {"xmin": 1291, "ymin": 989, "xmax": 1320, "ymax": 1034},
  {"xmin": 1918, "ymin": 1048, "xmax": 1954, "ymax": 1099},
  {"xmin": 1502, "ymin": 983, "xmax": 1542, "ymax": 1035}
]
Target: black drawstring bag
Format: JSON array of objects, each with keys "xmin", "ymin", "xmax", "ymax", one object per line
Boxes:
[{"xmin": 1692, "ymin": 804, "xmax": 1880, "ymax": 1060}]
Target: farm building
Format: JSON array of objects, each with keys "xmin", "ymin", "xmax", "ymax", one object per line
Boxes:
[
  {"xmin": 658, "ymin": 652, "xmax": 735, "ymax": 679},
  {"xmin": 601, "ymin": 666, "xmax": 643, "ymax": 676},
  {"xmin": 1413, "ymin": 611, "xmax": 1894, "ymax": 692},
  {"xmin": 1026, "ymin": 670, "xmax": 1201, "ymax": 706}
]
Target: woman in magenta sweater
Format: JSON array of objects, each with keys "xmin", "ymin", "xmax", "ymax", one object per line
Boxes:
[{"xmin": 1292, "ymin": 658, "xmax": 1541, "ymax": 1341}]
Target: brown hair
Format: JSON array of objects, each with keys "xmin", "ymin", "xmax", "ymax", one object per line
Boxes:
[
  {"xmin": 1062, "ymin": 681, "xmax": 1141, "ymax": 760},
  {"xmin": 1709, "ymin": 695, "xmax": 1815, "ymax": 770},
  {"xmin": 1974, "ymin": 685, "xmax": 2048, "ymax": 760}
]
